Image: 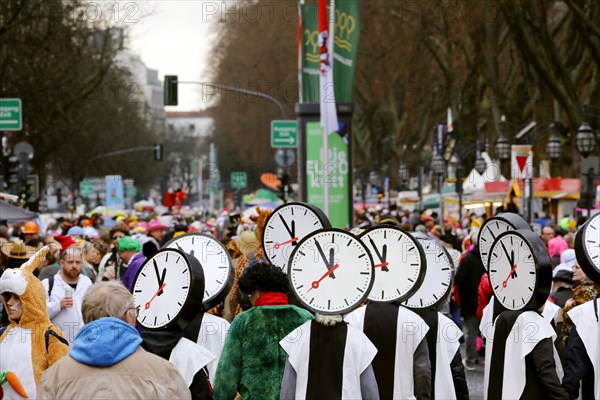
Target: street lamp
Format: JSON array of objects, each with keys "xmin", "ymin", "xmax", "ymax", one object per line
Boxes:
[
  {"xmin": 575, "ymin": 121, "xmax": 597, "ymax": 157},
  {"xmin": 398, "ymin": 163, "xmax": 410, "ymax": 183},
  {"xmin": 495, "ymin": 116, "xmax": 512, "ymax": 162},
  {"xmin": 545, "ymin": 133, "xmax": 562, "ymax": 162}
]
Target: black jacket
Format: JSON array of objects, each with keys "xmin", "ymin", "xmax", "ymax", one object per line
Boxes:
[
  {"xmin": 455, "ymin": 247, "xmax": 485, "ymax": 317},
  {"xmin": 562, "ymin": 326, "xmax": 595, "ymax": 399}
]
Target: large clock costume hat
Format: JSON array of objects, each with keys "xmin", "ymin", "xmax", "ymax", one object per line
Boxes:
[
  {"xmin": 564, "ymin": 212, "xmax": 600, "ymax": 398},
  {"xmin": 136, "ymin": 248, "xmax": 216, "ymax": 395},
  {"xmin": 484, "ymin": 229, "xmax": 566, "ymax": 399},
  {"xmin": 280, "ymin": 227, "xmax": 379, "ymax": 399},
  {"xmin": 0, "ymin": 244, "xmax": 70, "ymax": 399}
]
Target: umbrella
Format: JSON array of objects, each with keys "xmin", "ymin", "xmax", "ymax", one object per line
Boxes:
[{"xmin": 0, "ymin": 201, "xmax": 38, "ymax": 223}]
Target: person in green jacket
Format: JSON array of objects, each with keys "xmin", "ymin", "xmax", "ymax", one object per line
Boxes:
[{"xmin": 212, "ymin": 261, "xmax": 313, "ymax": 400}]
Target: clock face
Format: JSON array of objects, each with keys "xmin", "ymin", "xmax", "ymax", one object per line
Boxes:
[
  {"xmin": 574, "ymin": 213, "xmax": 600, "ymax": 284},
  {"xmin": 133, "ymin": 249, "xmax": 203, "ymax": 330},
  {"xmin": 488, "ymin": 230, "xmax": 550, "ymax": 311},
  {"xmin": 263, "ymin": 202, "xmax": 331, "ymax": 271},
  {"xmin": 164, "ymin": 233, "xmax": 234, "ymax": 310},
  {"xmin": 359, "ymin": 226, "xmax": 426, "ymax": 303},
  {"xmin": 478, "ymin": 213, "xmax": 530, "ymax": 271},
  {"xmin": 288, "ymin": 228, "xmax": 374, "ymax": 315},
  {"xmin": 402, "ymin": 238, "xmax": 453, "ymax": 310}
]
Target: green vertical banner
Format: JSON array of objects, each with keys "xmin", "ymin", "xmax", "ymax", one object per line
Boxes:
[
  {"xmin": 305, "ymin": 122, "xmax": 350, "ymax": 228},
  {"xmin": 334, "ymin": 0, "xmax": 360, "ymax": 103},
  {"xmin": 300, "ymin": 4, "xmax": 319, "ymax": 103}
]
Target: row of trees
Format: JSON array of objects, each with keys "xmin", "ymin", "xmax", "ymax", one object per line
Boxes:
[
  {"xmin": 207, "ymin": 0, "xmax": 600, "ymax": 186},
  {"xmin": 1, "ymin": 0, "xmax": 163, "ymax": 204}
]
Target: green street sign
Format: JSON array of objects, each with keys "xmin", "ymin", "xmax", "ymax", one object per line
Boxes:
[
  {"xmin": 231, "ymin": 172, "xmax": 247, "ymax": 190},
  {"xmin": 0, "ymin": 99, "xmax": 23, "ymax": 131},
  {"xmin": 79, "ymin": 181, "xmax": 95, "ymax": 197},
  {"xmin": 271, "ymin": 120, "xmax": 298, "ymax": 148}
]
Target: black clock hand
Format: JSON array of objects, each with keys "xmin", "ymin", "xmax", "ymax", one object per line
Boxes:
[
  {"xmin": 158, "ymin": 268, "xmax": 167, "ymax": 295},
  {"xmin": 153, "ymin": 260, "xmax": 161, "ymax": 286},
  {"xmin": 279, "ymin": 215, "xmax": 296, "ymax": 240},
  {"xmin": 499, "ymin": 241, "xmax": 512, "ymax": 271},
  {"xmin": 328, "ymin": 247, "xmax": 336, "ymax": 279},
  {"xmin": 381, "ymin": 244, "xmax": 389, "ymax": 272},
  {"xmin": 314, "ymin": 241, "xmax": 336, "ymax": 278},
  {"xmin": 510, "ymin": 250, "xmax": 517, "ymax": 279}
]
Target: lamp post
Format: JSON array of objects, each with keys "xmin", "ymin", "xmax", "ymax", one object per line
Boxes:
[
  {"xmin": 431, "ymin": 154, "xmax": 446, "ymax": 224},
  {"xmin": 575, "ymin": 108, "xmax": 600, "ymax": 217}
]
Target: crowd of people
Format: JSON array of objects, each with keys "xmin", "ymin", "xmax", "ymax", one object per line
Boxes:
[{"xmin": 0, "ymin": 205, "xmax": 597, "ymax": 399}]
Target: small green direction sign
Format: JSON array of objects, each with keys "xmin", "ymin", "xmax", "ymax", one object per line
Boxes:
[
  {"xmin": 79, "ymin": 181, "xmax": 95, "ymax": 197},
  {"xmin": 231, "ymin": 172, "xmax": 247, "ymax": 190},
  {"xmin": 271, "ymin": 120, "xmax": 298, "ymax": 148},
  {"xmin": 0, "ymin": 99, "xmax": 23, "ymax": 131}
]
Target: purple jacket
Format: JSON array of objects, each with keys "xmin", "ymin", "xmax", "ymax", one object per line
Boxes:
[{"xmin": 121, "ymin": 252, "xmax": 147, "ymax": 292}]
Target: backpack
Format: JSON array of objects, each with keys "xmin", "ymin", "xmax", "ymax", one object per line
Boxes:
[{"xmin": 0, "ymin": 326, "xmax": 68, "ymax": 352}]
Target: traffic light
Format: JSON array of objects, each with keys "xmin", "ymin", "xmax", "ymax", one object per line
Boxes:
[
  {"xmin": 164, "ymin": 75, "xmax": 178, "ymax": 106},
  {"xmin": 154, "ymin": 143, "xmax": 163, "ymax": 161},
  {"xmin": 276, "ymin": 167, "xmax": 290, "ymax": 202},
  {"xmin": 5, "ymin": 156, "xmax": 19, "ymax": 185}
]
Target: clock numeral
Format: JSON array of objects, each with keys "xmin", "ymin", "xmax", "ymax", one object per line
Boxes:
[
  {"xmin": 522, "ymin": 298, "xmax": 525, "ymax": 305},
  {"xmin": 407, "ymin": 278, "xmax": 414, "ymax": 282},
  {"xmin": 441, "ymin": 282, "xmax": 448, "ymax": 287},
  {"xmin": 358, "ymin": 254, "xmax": 366, "ymax": 258},
  {"xmin": 593, "ymin": 255, "xmax": 599, "ymax": 260},
  {"xmin": 408, "ymin": 246, "xmax": 415, "ymax": 251},
  {"xmin": 154, "ymin": 316, "xmax": 157, "ymax": 326},
  {"xmin": 381, "ymin": 290, "xmax": 385, "ymax": 299},
  {"xmin": 141, "ymin": 272, "xmax": 146, "ymax": 277},
  {"xmin": 327, "ymin": 299, "xmax": 331, "ymax": 310},
  {"xmin": 299, "ymin": 251, "xmax": 306, "ymax": 256},
  {"xmin": 510, "ymin": 237, "xmax": 513, "ymax": 246},
  {"xmin": 438, "ymin": 253, "xmax": 444, "ymax": 258},
  {"xmin": 529, "ymin": 271, "xmax": 535, "ymax": 275},
  {"xmin": 384, "ymin": 231, "xmax": 387, "ymax": 239},
  {"xmin": 527, "ymin": 254, "xmax": 532, "ymax": 259},
  {"xmin": 344, "ymin": 298, "xmax": 349, "ymax": 306},
  {"xmin": 192, "ymin": 237, "xmax": 195, "ymax": 245},
  {"xmin": 182, "ymin": 286, "xmax": 189, "ymax": 289},
  {"xmin": 347, "ymin": 239, "xmax": 352, "ymax": 247},
  {"xmin": 297, "ymin": 285, "xmax": 304, "ymax": 289},
  {"xmin": 182, "ymin": 269, "xmax": 188, "ymax": 274},
  {"xmin": 142, "ymin": 316, "xmax": 146, "ymax": 323},
  {"xmin": 167, "ymin": 314, "xmax": 170, "ymax": 320},
  {"xmin": 219, "ymin": 266, "xmax": 227, "ymax": 269},
  {"xmin": 503, "ymin": 296, "xmax": 506, "ymax": 304},
  {"xmin": 304, "ymin": 209, "xmax": 308, "ymax": 216},
  {"xmin": 292, "ymin": 269, "xmax": 303, "ymax": 272},
  {"xmin": 397, "ymin": 289, "xmax": 401, "ymax": 295},
  {"xmin": 272, "ymin": 254, "xmax": 277, "ymax": 259},
  {"xmin": 309, "ymin": 298, "xmax": 315, "ymax": 305},
  {"xmin": 216, "ymin": 280, "xmax": 222, "ymax": 284},
  {"xmin": 480, "ymin": 236, "xmax": 487, "ymax": 242},
  {"xmin": 589, "ymin": 224, "xmax": 597, "ymax": 230},
  {"xmin": 165, "ymin": 253, "xmax": 169, "ymax": 262},
  {"xmin": 360, "ymin": 272, "xmax": 369, "ymax": 275},
  {"xmin": 134, "ymin": 289, "xmax": 142, "ymax": 293},
  {"xmin": 433, "ymin": 294, "xmax": 438, "ymax": 300},
  {"xmin": 587, "ymin": 240, "xmax": 596, "ymax": 243},
  {"xmin": 331, "ymin": 235, "xmax": 335, "ymax": 243},
  {"xmin": 410, "ymin": 263, "xmax": 419, "ymax": 267},
  {"xmin": 490, "ymin": 269, "xmax": 497, "ymax": 273},
  {"xmin": 419, "ymin": 298, "xmax": 423, "ymax": 307},
  {"xmin": 494, "ymin": 285, "xmax": 499, "ymax": 290},
  {"xmin": 178, "ymin": 302, "xmax": 183, "ymax": 306},
  {"xmin": 441, "ymin": 267, "xmax": 450, "ymax": 271},
  {"xmin": 291, "ymin": 208, "xmax": 294, "ymax": 216},
  {"xmin": 313, "ymin": 221, "xmax": 319, "ymax": 226},
  {"xmin": 205, "ymin": 290, "xmax": 209, "ymax": 296},
  {"xmin": 527, "ymin": 287, "xmax": 533, "ymax": 292},
  {"xmin": 512, "ymin": 298, "xmax": 515, "ymax": 308},
  {"xmin": 481, "ymin": 252, "xmax": 488, "ymax": 257},
  {"xmin": 266, "ymin": 241, "xmax": 274, "ymax": 244},
  {"xmin": 356, "ymin": 287, "xmax": 364, "ymax": 293}
]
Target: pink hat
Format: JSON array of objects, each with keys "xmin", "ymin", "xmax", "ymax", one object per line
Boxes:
[{"xmin": 146, "ymin": 220, "xmax": 168, "ymax": 233}]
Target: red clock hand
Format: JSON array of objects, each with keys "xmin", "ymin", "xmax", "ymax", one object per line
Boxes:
[
  {"xmin": 308, "ymin": 264, "xmax": 340, "ymax": 291},
  {"xmin": 502, "ymin": 265, "xmax": 517, "ymax": 288},
  {"xmin": 145, "ymin": 283, "xmax": 166, "ymax": 310},
  {"xmin": 274, "ymin": 237, "xmax": 299, "ymax": 250},
  {"xmin": 374, "ymin": 262, "xmax": 389, "ymax": 268}
]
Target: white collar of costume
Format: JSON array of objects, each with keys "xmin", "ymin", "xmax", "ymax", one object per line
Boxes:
[
  {"xmin": 280, "ymin": 320, "xmax": 377, "ymax": 400},
  {"xmin": 435, "ymin": 313, "xmax": 462, "ymax": 400},
  {"xmin": 344, "ymin": 305, "xmax": 428, "ymax": 399},
  {"xmin": 169, "ymin": 337, "xmax": 215, "ymax": 387},
  {"xmin": 568, "ymin": 300, "xmax": 600, "ymax": 399}
]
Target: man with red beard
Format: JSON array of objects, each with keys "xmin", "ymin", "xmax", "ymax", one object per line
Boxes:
[{"xmin": 42, "ymin": 246, "xmax": 93, "ymax": 343}]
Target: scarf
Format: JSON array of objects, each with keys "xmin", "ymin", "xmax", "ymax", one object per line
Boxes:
[{"xmin": 255, "ymin": 292, "xmax": 288, "ymax": 307}]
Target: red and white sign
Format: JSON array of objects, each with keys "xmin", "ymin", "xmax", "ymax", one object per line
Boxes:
[{"xmin": 511, "ymin": 145, "xmax": 533, "ymax": 179}]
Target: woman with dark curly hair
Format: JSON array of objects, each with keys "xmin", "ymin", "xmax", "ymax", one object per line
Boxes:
[{"xmin": 212, "ymin": 261, "xmax": 313, "ymax": 400}]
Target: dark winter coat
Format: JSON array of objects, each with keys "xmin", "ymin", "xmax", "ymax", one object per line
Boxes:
[{"xmin": 455, "ymin": 247, "xmax": 485, "ymax": 318}]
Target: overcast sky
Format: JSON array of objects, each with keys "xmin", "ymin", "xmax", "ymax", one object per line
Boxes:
[{"xmin": 127, "ymin": 1, "xmax": 213, "ymax": 111}]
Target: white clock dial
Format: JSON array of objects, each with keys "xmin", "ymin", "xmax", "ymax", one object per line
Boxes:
[
  {"xmin": 360, "ymin": 226, "xmax": 426, "ymax": 302},
  {"xmin": 288, "ymin": 229, "xmax": 374, "ymax": 315},
  {"xmin": 133, "ymin": 249, "xmax": 192, "ymax": 329},
  {"xmin": 488, "ymin": 232, "xmax": 538, "ymax": 310},
  {"xmin": 403, "ymin": 238, "xmax": 453, "ymax": 309},
  {"xmin": 478, "ymin": 213, "xmax": 530, "ymax": 271},
  {"xmin": 263, "ymin": 202, "xmax": 330, "ymax": 271},
  {"xmin": 575, "ymin": 213, "xmax": 600, "ymax": 284},
  {"xmin": 165, "ymin": 233, "xmax": 234, "ymax": 310}
]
